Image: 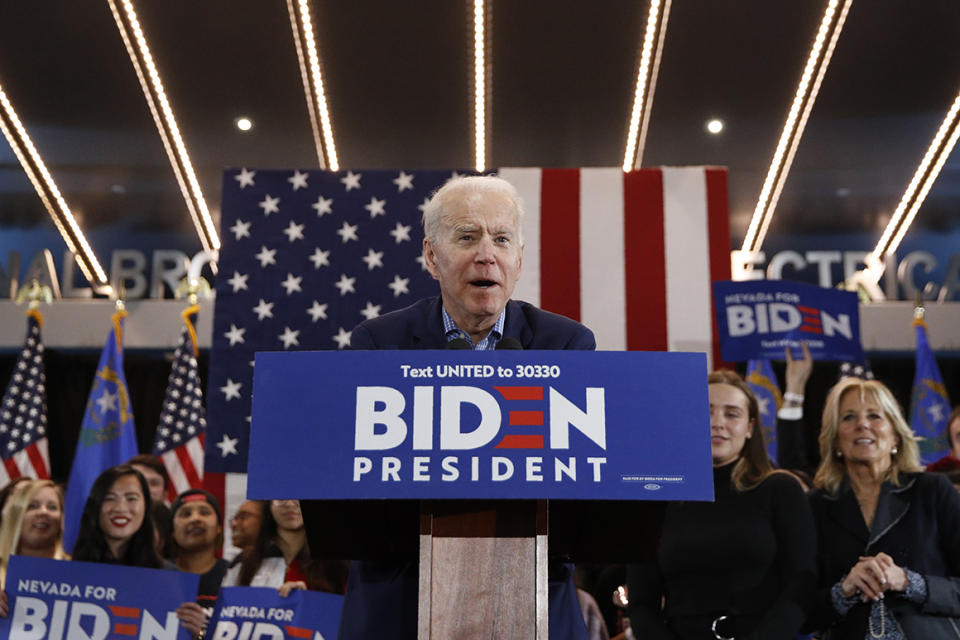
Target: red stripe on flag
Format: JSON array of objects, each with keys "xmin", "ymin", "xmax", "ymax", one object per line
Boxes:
[
  {"xmin": 3, "ymin": 458, "xmax": 20, "ymax": 481},
  {"xmin": 25, "ymin": 442, "xmax": 49, "ymax": 479},
  {"xmin": 706, "ymin": 168, "xmax": 732, "ymax": 370},
  {"xmin": 495, "ymin": 435, "xmax": 544, "ymax": 449},
  {"xmin": 285, "ymin": 626, "xmax": 314, "ymax": 639},
  {"xmin": 174, "ymin": 442, "xmax": 203, "ymax": 489},
  {"xmin": 203, "ymin": 471, "xmax": 226, "ymax": 520},
  {"xmin": 540, "ymin": 169, "xmax": 581, "ymax": 321},
  {"xmin": 509, "ymin": 411, "xmax": 543, "ymax": 426},
  {"xmin": 495, "ymin": 386, "xmax": 543, "ymax": 401},
  {"xmin": 624, "ymin": 169, "xmax": 666, "ymax": 350}
]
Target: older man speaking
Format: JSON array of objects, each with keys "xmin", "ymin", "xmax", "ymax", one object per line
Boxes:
[
  {"xmin": 340, "ymin": 175, "xmax": 595, "ymax": 639},
  {"xmin": 351, "ymin": 175, "xmax": 595, "ymax": 351}
]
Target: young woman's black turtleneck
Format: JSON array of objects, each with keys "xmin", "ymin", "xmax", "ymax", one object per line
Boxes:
[{"xmin": 627, "ymin": 463, "xmax": 816, "ymax": 640}]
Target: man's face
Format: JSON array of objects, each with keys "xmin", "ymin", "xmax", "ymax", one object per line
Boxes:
[
  {"xmin": 424, "ymin": 191, "xmax": 523, "ymax": 329},
  {"xmin": 131, "ymin": 464, "xmax": 166, "ymax": 503},
  {"xmin": 230, "ymin": 500, "xmax": 262, "ymax": 549}
]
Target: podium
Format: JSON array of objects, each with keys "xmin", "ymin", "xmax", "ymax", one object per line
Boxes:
[{"xmin": 250, "ymin": 350, "xmax": 712, "ymax": 637}]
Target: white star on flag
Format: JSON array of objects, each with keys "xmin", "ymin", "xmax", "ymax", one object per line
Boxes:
[
  {"xmin": 95, "ymin": 390, "xmax": 118, "ymax": 414},
  {"xmin": 394, "ymin": 171, "xmax": 415, "ymax": 192},
  {"xmin": 390, "ymin": 222, "xmax": 412, "ymax": 243},
  {"xmin": 335, "ymin": 274, "xmax": 357, "ymax": 296},
  {"xmin": 230, "ymin": 219, "xmax": 251, "ymax": 240},
  {"xmin": 362, "ymin": 249, "xmax": 384, "ymax": 270},
  {"xmin": 259, "ymin": 195, "xmax": 280, "ymax": 215},
  {"xmin": 337, "ymin": 221, "xmax": 359, "ymax": 243},
  {"xmin": 306, "ymin": 301, "xmax": 328, "ymax": 322},
  {"xmin": 341, "ymin": 171, "xmax": 362, "ymax": 191},
  {"xmin": 309, "ymin": 248, "xmax": 331, "ymax": 269},
  {"xmin": 278, "ymin": 327, "xmax": 300, "ymax": 349},
  {"xmin": 217, "ymin": 434, "xmax": 239, "ymax": 457},
  {"xmin": 365, "ymin": 197, "xmax": 386, "ymax": 218},
  {"xmin": 417, "ymin": 197, "xmax": 430, "ymax": 212},
  {"xmin": 928, "ymin": 404, "xmax": 945, "ymax": 423},
  {"xmin": 281, "ymin": 273, "xmax": 303, "ymax": 295},
  {"xmin": 224, "ymin": 324, "xmax": 246, "ymax": 346},
  {"xmin": 333, "ymin": 327, "xmax": 352, "ymax": 349},
  {"xmin": 227, "ymin": 271, "xmax": 249, "ymax": 293},
  {"xmin": 388, "ymin": 275, "xmax": 410, "ymax": 297},
  {"xmin": 757, "ymin": 396, "xmax": 770, "ymax": 416},
  {"xmin": 415, "ymin": 255, "xmax": 427, "ymax": 270},
  {"xmin": 252, "ymin": 299, "xmax": 275, "ymax": 320},
  {"xmin": 283, "ymin": 221, "xmax": 305, "ymax": 242},
  {"xmin": 235, "ymin": 168, "xmax": 256, "ymax": 188},
  {"xmin": 288, "ymin": 170, "xmax": 309, "ymax": 191},
  {"xmin": 220, "ymin": 379, "xmax": 242, "ymax": 401},
  {"xmin": 255, "ymin": 246, "xmax": 277, "ymax": 267},
  {"xmin": 360, "ymin": 302, "xmax": 381, "ymax": 320},
  {"xmin": 312, "ymin": 196, "xmax": 333, "ymax": 217}
]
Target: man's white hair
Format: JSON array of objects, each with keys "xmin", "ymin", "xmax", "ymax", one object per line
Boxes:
[{"xmin": 421, "ymin": 175, "xmax": 525, "ymax": 244}]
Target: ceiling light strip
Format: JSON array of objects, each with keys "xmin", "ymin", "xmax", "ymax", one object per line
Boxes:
[
  {"xmin": 0, "ymin": 82, "xmax": 108, "ymax": 286},
  {"xmin": 741, "ymin": 0, "xmax": 849, "ymax": 253},
  {"xmin": 871, "ymin": 92, "xmax": 960, "ymax": 266},
  {"xmin": 633, "ymin": 0, "xmax": 672, "ymax": 171},
  {"xmin": 296, "ymin": 0, "xmax": 339, "ymax": 171},
  {"xmin": 474, "ymin": 0, "xmax": 487, "ymax": 172},
  {"xmin": 622, "ymin": 0, "xmax": 669, "ymax": 172},
  {"xmin": 753, "ymin": 0, "xmax": 852, "ymax": 251},
  {"xmin": 286, "ymin": 0, "xmax": 326, "ymax": 169},
  {"xmin": 108, "ymin": 0, "xmax": 220, "ymax": 252}
]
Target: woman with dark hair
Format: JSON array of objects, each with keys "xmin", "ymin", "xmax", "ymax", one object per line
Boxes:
[
  {"xmin": 626, "ymin": 370, "xmax": 816, "ymax": 639},
  {"xmin": 223, "ymin": 499, "xmax": 346, "ymax": 595},
  {"xmin": 72, "ymin": 464, "xmax": 161, "ymax": 568},
  {"xmin": 806, "ymin": 378, "xmax": 960, "ymax": 638}
]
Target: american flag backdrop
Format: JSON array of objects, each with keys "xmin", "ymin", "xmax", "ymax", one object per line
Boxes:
[
  {"xmin": 153, "ymin": 305, "xmax": 207, "ymax": 502},
  {"xmin": 205, "ymin": 167, "xmax": 730, "ymax": 546},
  {"xmin": 0, "ymin": 309, "xmax": 51, "ymax": 484}
]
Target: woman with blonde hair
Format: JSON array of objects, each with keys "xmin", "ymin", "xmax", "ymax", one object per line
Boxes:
[
  {"xmin": 0, "ymin": 479, "xmax": 68, "ymax": 585},
  {"xmin": 806, "ymin": 377, "xmax": 960, "ymax": 638},
  {"xmin": 627, "ymin": 370, "xmax": 816, "ymax": 639}
]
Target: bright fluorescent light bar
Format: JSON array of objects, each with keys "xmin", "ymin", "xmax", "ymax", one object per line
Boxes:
[
  {"xmin": 741, "ymin": 0, "xmax": 852, "ymax": 254},
  {"xmin": 870, "ymin": 92, "xmax": 960, "ymax": 267},
  {"xmin": 287, "ymin": 0, "xmax": 339, "ymax": 171},
  {"xmin": 108, "ymin": 0, "xmax": 220, "ymax": 252},
  {"xmin": 0, "ymin": 82, "xmax": 108, "ymax": 287},
  {"xmin": 622, "ymin": 0, "xmax": 671, "ymax": 172},
  {"xmin": 474, "ymin": 0, "xmax": 486, "ymax": 172}
]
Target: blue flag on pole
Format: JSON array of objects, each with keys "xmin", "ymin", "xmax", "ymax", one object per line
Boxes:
[
  {"xmin": 910, "ymin": 318, "xmax": 951, "ymax": 464},
  {"xmin": 63, "ymin": 310, "xmax": 139, "ymax": 552},
  {"xmin": 745, "ymin": 358, "xmax": 782, "ymax": 464}
]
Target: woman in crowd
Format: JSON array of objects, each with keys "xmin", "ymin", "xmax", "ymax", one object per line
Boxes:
[
  {"xmin": 806, "ymin": 377, "xmax": 960, "ymax": 638},
  {"xmin": 927, "ymin": 405, "xmax": 960, "ymax": 472},
  {"xmin": 224, "ymin": 498, "xmax": 346, "ymax": 594},
  {"xmin": 626, "ymin": 370, "xmax": 816, "ymax": 639},
  {"xmin": 0, "ymin": 479, "xmax": 68, "ymax": 583}
]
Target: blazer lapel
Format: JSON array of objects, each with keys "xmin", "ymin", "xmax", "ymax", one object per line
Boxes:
[
  {"xmin": 410, "ymin": 296, "xmax": 451, "ymax": 349},
  {"xmin": 502, "ymin": 300, "xmax": 534, "ymax": 348},
  {"xmin": 867, "ymin": 477, "xmax": 914, "ymax": 549},
  {"xmin": 824, "ymin": 483, "xmax": 870, "ymax": 546}
]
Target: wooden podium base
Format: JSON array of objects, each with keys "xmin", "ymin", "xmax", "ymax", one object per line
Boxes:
[{"xmin": 418, "ymin": 500, "xmax": 548, "ymax": 639}]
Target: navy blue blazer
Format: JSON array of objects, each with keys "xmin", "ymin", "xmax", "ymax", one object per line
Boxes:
[{"xmin": 350, "ymin": 296, "xmax": 596, "ymax": 351}]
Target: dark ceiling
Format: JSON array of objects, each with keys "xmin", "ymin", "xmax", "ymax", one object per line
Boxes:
[{"xmin": 1, "ymin": 0, "xmax": 959, "ymax": 248}]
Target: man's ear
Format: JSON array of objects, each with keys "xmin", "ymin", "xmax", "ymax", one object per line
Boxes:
[{"xmin": 423, "ymin": 239, "xmax": 440, "ymax": 280}]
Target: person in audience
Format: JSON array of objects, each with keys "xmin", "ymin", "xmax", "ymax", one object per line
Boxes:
[
  {"xmin": 227, "ymin": 499, "xmax": 264, "ymax": 568},
  {"xmin": 0, "ymin": 477, "xmax": 31, "ymax": 529},
  {"xmin": 224, "ymin": 499, "xmax": 346, "ymax": 595},
  {"xmin": 128, "ymin": 454, "xmax": 170, "ymax": 504},
  {"xmin": 927, "ymin": 405, "xmax": 960, "ymax": 472},
  {"xmin": 72, "ymin": 464, "xmax": 161, "ymax": 568},
  {"xmin": 806, "ymin": 377, "xmax": 960, "ymax": 638},
  {"xmin": 0, "ymin": 480, "xmax": 68, "ymax": 583},
  {"xmin": 152, "ymin": 501, "xmax": 174, "ymax": 559},
  {"xmin": 169, "ymin": 489, "xmax": 228, "ymax": 637},
  {"xmin": 627, "ymin": 370, "xmax": 816, "ymax": 639}
]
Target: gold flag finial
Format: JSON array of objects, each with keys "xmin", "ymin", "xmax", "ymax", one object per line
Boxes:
[
  {"xmin": 175, "ymin": 277, "xmax": 212, "ymax": 306},
  {"xmin": 14, "ymin": 279, "xmax": 53, "ymax": 310}
]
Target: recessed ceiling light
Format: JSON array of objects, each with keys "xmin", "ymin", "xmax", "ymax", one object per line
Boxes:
[
  {"xmin": 706, "ymin": 119, "xmax": 724, "ymax": 134},
  {"xmin": 235, "ymin": 117, "xmax": 253, "ymax": 132}
]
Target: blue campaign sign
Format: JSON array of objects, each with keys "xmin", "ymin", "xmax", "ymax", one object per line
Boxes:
[
  {"xmin": 248, "ymin": 350, "xmax": 714, "ymax": 502},
  {"xmin": 208, "ymin": 587, "xmax": 343, "ymax": 640},
  {"xmin": 713, "ymin": 280, "xmax": 863, "ymax": 362},
  {"xmin": 0, "ymin": 555, "xmax": 199, "ymax": 639}
]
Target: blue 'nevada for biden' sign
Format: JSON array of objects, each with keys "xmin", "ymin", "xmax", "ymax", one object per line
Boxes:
[{"xmin": 247, "ymin": 350, "xmax": 713, "ymax": 502}]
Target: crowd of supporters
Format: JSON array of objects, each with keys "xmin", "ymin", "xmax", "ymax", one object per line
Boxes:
[{"xmin": 0, "ymin": 355, "xmax": 957, "ymax": 640}]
